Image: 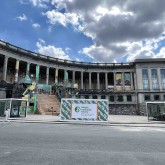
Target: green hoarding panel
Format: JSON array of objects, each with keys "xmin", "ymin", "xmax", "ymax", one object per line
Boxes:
[{"xmin": 60, "ymin": 99, "xmax": 108, "ymax": 122}]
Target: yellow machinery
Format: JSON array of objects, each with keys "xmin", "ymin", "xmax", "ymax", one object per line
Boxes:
[{"xmin": 22, "ymin": 82, "xmax": 36, "ymax": 102}]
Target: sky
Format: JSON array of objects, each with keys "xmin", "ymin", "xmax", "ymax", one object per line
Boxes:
[{"xmin": 0, "ymin": 0, "xmax": 165, "ymax": 63}]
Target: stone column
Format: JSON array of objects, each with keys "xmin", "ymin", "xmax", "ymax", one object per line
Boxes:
[
  {"xmin": 89, "ymin": 95, "xmax": 93, "ymax": 99},
  {"xmin": 97, "ymin": 95, "xmax": 101, "ymax": 99},
  {"xmin": 3, "ymin": 56, "xmax": 8, "ymax": 81},
  {"xmin": 89, "ymin": 72, "xmax": 92, "ymax": 89},
  {"xmin": 64, "ymin": 70, "xmax": 66, "ymax": 87},
  {"xmin": 46, "ymin": 67, "xmax": 49, "ymax": 85},
  {"xmin": 36, "ymin": 65, "xmax": 40, "ymax": 84},
  {"xmin": 14, "ymin": 60, "xmax": 20, "ymax": 83},
  {"xmin": 97, "ymin": 72, "xmax": 100, "ymax": 90},
  {"xmin": 64, "ymin": 70, "xmax": 65, "ymax": 82},
  {"xmin": 26, "ymin": 63, "xmax": 30, "ymax": 75},
  {"xmin": 55, "ymin": 69, "xmax": 58, "ymax": 84},
  {"xmin": 106, "ymin": 95, "xmax": 109, "ymax": 103},
  {"xmin": 148, "ymin": 68, "xmax": 152, "ymax": 91},
  {"xmin": 157, "ymin": 68, "xmax": 162, "ymax": 91},
  {"xmin": 114, "ymin": 72, "xmax": 116, "ymax": 91},
  {"xmin": 122, "ymin": 72, "xmax": 125, "ymax": 91},
  {"xmin": 105, "ymin": 72, "xmax": 108, "ymax": 89},
  {"xmin": 123, "ymin": 94, "xmax": 127, "ymax": 102},
  {"xmin": 130, "ymin": 72, "xmax": 133, "ymax": 90},
  {"xmin": 72, "ymin": 71, "xmax": 75, "ymax": 88},
  {"xmin": 81, "ymin": 71, "xmax": 83, "ymax": 89},
  {"xmin": 133, "ymin": 72, "xmax": 137, "ymax": 90}
]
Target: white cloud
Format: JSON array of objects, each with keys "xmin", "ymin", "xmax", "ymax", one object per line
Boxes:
[
  {"xmin": 154, "ymin": 47, "xmax": 165, "ymax": 58},
  {"xmin": 74, "ymin": 57, "xmax": 85, "ymax": 62},
  {"xmin": 44, "ymin": 0, "xmax": 165, "ymax": 62},
  {"xmin": 48, "ymin": 26, "xmax": 52, "ymax": 32},
  {"xmin": 32, "ymin": 23, "xmax": 41, "ymax": 29},
  {"xmin": 43, "ymin": 10, "xmax": 79, "ymax": 27},
  {"xmin": 19, "ymin": 0, "xmax": 28, "ymax": 4},
  {"xmin": 38, "ymin": 38, "xmax": 45, "ymax": 44},
  {"xmin": 79, "ymin": 45, "xmax": 116, "ymax": 63},
  {"xmin": 16, "ymin": 14, "xmax": 27, "ymax": 21},
  {"xmin": 51, "ymin": 0, "xmax": 67, "ymax": 10},
  {"xmin": 36, "ymin": 39, "xmax": 70, "ymax": 60},
  {"xmin": 65, "ymin": 47, "xmax": 71, "ymax": 53},
  {"xmin": 126, "ymin": 41, "xmax": 155, "ymax": 62},
  {"xmin": 30, "ymin": 0, "xmax": 49, "ymax": 8}
]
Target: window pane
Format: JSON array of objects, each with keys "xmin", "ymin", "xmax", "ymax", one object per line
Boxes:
[
  {"xmin": 144, "ymin": 95, "xmax": 150, "ymax": 101},
  {"xmin": 93, "ymin": 95, "xmax": 97, "ymax": 99},
  {"xmin": 118, "ymin": 95, "xmax": 123, "ymax": 102},
  {"xmin": 101, "ymin": 95, "xmax": 106, "ymax": 99},
  {"xmin": 161, "ymin": 69, "xmax": 165, "ymax": 89},
  {"xmin": 124, "ymin": 73, "xmax": 131, "ymax": 86},
  {"xmin": 85, "ymin": 95, "xmax": 89, "ymax": 99},
  {"xmin": 151, "ymin": 69, "xmax": 158, "ymax": 90},
  {"xmin": 127, "ymin": 95, "xmax": 132, "ymax": 102},
  {"xmin": 142, "ymin": 69, "xmax": 149, "ymax": 90},
  {"xmin": 154, "ymin": 95, "xmax": 160, "ymax": 101},
  {"xmin": 109, "ymin": 95, "xmax": 114, "ymax": 102},
  {"xmin": 142, "ymin": 69, "xmax": 148, "ymax": 78}
]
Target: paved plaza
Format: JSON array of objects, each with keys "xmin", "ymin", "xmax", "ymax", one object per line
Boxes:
[
  {"xmin": 1, "ymin": 115, "xmax": 165, "ymax": 130},
  {"xmin": 0, "ymin": 114, "xmax": 163, "ymax": 124}
]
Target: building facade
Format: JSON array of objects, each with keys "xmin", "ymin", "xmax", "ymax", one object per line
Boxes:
[{"xmin": 0, "ymin": 40, "xmax": 165, "ymax": 115}]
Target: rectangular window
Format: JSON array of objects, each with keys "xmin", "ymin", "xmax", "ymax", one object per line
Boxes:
[
  {"xmin": 127, "ymin": 95, "xmax": 132, "ymax": 102},
  {"xmin": 144, "ymin": 95, "xmax": 150, "ymax": 101},
  {"xmin": 164, "ymin": 95, "xmax": 165, "ymax": 101},
  {"xmin": 161, "ymin": 69, "xmax": 165, "ymax": 89},
  {"xmin": 115, "ymin": 73, "xmax": 122, "ymax": 86},
  {"xmin": 142, "ymin": 69, "xmax": 149, "ymax": 90},
  {"xmin": 124, "ymin": 73, "xmax": 131, "ymax": 86},
  {"xmin": 93, "ymin": 95, "xmax": 97, "ymax": 99},
  {"xmin": 151, "ymin": 69, "xmax": 158, "ymax": 90},
  {"xmin": 109, "ymin": 95, "xmax": 114, "ymax": 102},
  {"xmin": 154, "ymin": 95, "xmax": 160, "ymax": 101},
  {"xmin": 101, "ymin": 95, "xmax": 106, "ymax": 99},
  {"xmin": 118, "ymin": 95, "xmax": 123, "ymax": 102},
  {"xmin": 85, "ymin": 95, "xmax": 89, "ymax": 99}
]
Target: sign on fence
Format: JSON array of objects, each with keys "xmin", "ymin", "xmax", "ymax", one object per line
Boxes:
[{"xmin": 60, "ymin": 99, "xmax": 108, "ymax": 122}]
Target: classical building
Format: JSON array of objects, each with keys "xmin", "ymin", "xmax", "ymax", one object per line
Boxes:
[{"xmin": 0, "ymin": 40, "xmax": 165, "ymax": 115}]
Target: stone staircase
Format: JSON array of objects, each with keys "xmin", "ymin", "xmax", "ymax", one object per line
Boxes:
[{"xmin": 37, "ymin": 94, "xmax": 60, "ymax": 115}]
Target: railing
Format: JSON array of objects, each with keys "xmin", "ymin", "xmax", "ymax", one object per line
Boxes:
[
  {"xmin": 0, "ymin": 39, "xmax": 132, "ymax": 67},
  {"xmin": 72, "ymin": 89, "xmax": 136, "ymax": 95},
  {"xmin": 136, "ymin": 89, "xmax": 165, "ymax": 92}
]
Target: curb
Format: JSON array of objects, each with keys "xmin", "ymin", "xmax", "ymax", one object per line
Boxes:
[{"xmin": 1, "ymin": 119, "xmax": 165, "ymax": 128}]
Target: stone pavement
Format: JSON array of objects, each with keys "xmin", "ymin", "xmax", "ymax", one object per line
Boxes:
[
  {"xmin": 1, "ymin": 114, "xmax": 165, "ymax": 127},
  {"xmin": 108, "ymin": 115, "xmax": 148, "ymax": 124}
]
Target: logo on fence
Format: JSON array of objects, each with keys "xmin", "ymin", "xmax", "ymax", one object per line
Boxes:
[{"xmin": 75, "ymin": 106, "xmax": 80, "ymax": 113}]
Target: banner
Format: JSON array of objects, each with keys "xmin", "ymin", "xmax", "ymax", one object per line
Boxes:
[
  {"xmin": 115, "ymin": 73, "xmax": 122, "ymax": 86},
  {"xmin": 60, "ymin": 99, "xmax": 108, "ymax": 122},
  {"xmin": 124, "ymin": 73, "xmax": 131, "ymax": 86}
]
